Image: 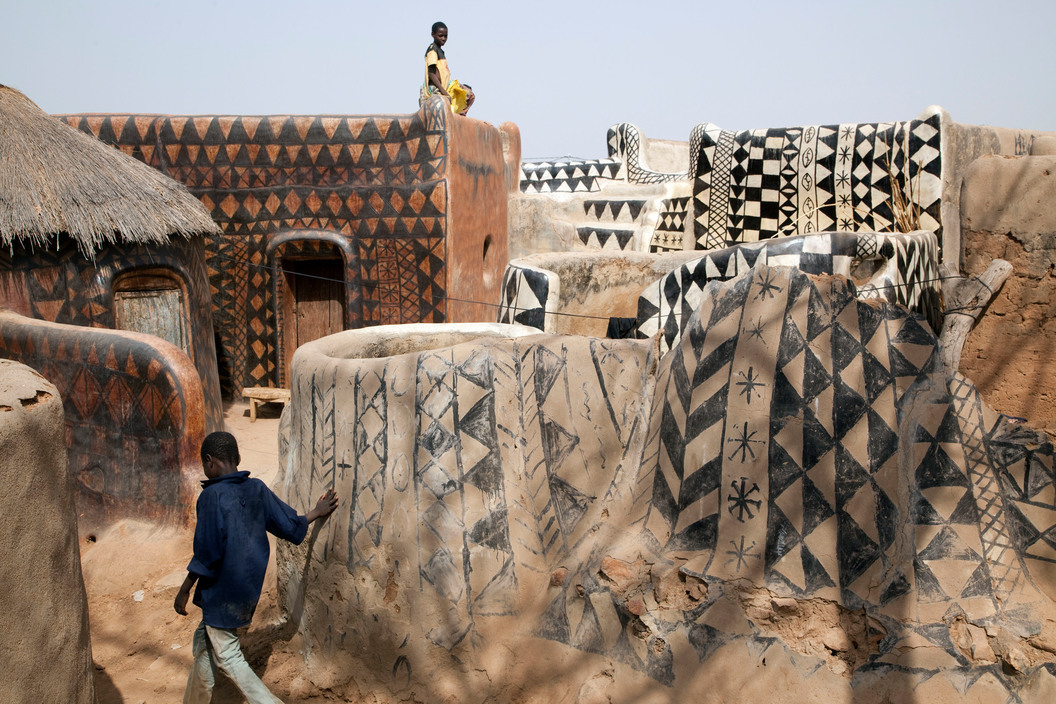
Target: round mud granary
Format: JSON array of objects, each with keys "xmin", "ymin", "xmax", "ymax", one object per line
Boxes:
[{"xmin": 0, "ymin": 359, "xmax": 94, "ymax": 703}]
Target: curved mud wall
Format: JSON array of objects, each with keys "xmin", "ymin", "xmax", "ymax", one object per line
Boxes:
[
  {"xmin": 277, "ymin": 269, "xmax": 1056, "ymax": 702},
  {"xmin": 0, "ymin": 235, "xmax": 222, "ymax": 431},
  {"xmin": 0, "ymin": 311, "xmax": 206, "ymax": 527},
  {"xmin": 0, "ymin": 360, "xmax": 94, "ymax": 703}
]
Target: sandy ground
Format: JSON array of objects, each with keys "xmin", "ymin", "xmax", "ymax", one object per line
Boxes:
[{"xmin": 84, "ymin": 400, "xmax": 340, "ymax": 704}]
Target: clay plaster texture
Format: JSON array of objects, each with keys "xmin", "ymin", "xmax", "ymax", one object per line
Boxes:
[
  {"xmin": 497, "ymin": 250, "xmax": 700, "ymax": 336},
  {"xmin": 276, "ymin": 266, "xmax": 1056, "ymax": 702},
  {"xmin": 0, "ymin": 359, "xmax": 94, "ymax": 703},
  {"xmin": 959, "ymin": 154, "xmax": 1056, "ymax": 430}
]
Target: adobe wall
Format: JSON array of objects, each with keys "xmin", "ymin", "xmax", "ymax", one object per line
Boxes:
[
  {"xmin": 63, "ymin": 101, "xmax": 518, "ymax": 395},
  {"xmin": 276, "ymin": 270, "xmax": 1056, "ymax": 703},
  {"xmin": 0, "ymin": 311, "xmax": 206, "ymax": 528},
  {"xmin": 0, "ymin": 360, "xmax": 94, "ymax": 703},
  {"xmin": 498, "ymin": 250, "xmax": 700, "ymax": 337},
  {"xmin": 0, "ymin": 235, "xmax": 222, "ymax": 432},
  {"xmin": 959, "ymin": 153, "xmax": 1056, "ymax": 430},
  {"xmin": 510, "ymin": 111, "xmax": 1056, "ymax": 267},
  {"xmin": 445, "ymin": 113, "xmax": 512, "ymax": 322}
]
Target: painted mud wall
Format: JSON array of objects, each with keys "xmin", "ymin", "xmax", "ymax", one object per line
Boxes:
[
  {"xmin": 498, "ymin": 231, "xmax": 943, "ymax": 348},
  {"xmin": 0, "ymin": 311, "xmax": 206, "ymax": 527},
  {"xmin": 0, "ymin": 235, "xmax": 222, "ymax": 431},
  {"xmin": 511, "ymin": 109, "xmax": 1056, "ymax": 267},
  {"xmin": 445, "ymin": 113, "xmax": 513, "ymax": 323},
  {"xmin": 0, "ymin": 360, "xmax": 94, "ymax": 703},
  {"xmin": 63, "ymin": 98, "xmax": 517, "ymax": 395},
  {"xmin": 276, "ymin": 265, "xmax": 1056, "ymax": 702}
]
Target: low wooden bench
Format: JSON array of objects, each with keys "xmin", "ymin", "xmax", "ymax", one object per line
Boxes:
[{"xmin": 242, "ymin": 386, "xmax": 291, "ymax": 422}]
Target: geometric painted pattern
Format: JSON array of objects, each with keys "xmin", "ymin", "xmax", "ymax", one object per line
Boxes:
[
  {"xmin": 283, "ymin": 334, "xmax": 654, "ymax": 656},
  {"xmin": 689, "ymin": 110, "xmax": 944, "ymax": 254},
  {"xmin": 649, "ymin": 195, "xmax": 690, "ymax": 252},
  {"xmin": 62, "ymin": 97, "xmax": 453, "ymax": 394},
  {"xmin": 576, "ymin": 226, "xmax": 638, "ymax": 251},
  {"xmin": 496, "ymin": 262, "xmax": 554, "ymax": 331},
  {"xmin": 636, "ymin": 231, "xmax": 943, "ymax": 356},
  {"xmin": 605, "ymin": 123, "xmax": 686, "ymax": 184},
  {"xmin": 0, "ymin": 236, "xmax": 223, "ymax": 432},
  {"xmin": 0, "ymin": 310, "xmax": 205, "ymax": 527},
  {"xmin": 283, "ymin": 268, "xmax": 1056, "ymax": 699},
  {"xmin": 519, "ymin": 157, "xmax": 622, "ymax": 194},
  {"xmin": 569, "ymin": 264, "xmax": 1054, "ymax": 694}
]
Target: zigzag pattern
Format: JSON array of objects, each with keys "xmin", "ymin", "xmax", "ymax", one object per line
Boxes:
[
  {"xmin": 519, "ymin": 158, "xmax": 622, "ymax": 194},
  {"xmin": 576, "ymin": 226, "xmax": 637, "ymax": 251}
]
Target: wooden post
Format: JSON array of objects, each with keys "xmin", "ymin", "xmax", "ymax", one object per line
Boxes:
[{"xmin": 938, "ymin": 259, "xmax": 1013, "ymax": 373}]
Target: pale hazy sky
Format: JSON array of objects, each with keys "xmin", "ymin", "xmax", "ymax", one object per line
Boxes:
[{"xmin": 4, "ymin": 0, "xmax": 1054, "ymax": 159}]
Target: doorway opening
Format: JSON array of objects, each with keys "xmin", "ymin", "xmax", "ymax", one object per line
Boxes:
[
  {"xmin": 113, "ymin": 269, "xmax": 192, "ymax": 359},
  {"xmin": 280, "ymin": 256, "xmax": 345, "ymax": 385}
]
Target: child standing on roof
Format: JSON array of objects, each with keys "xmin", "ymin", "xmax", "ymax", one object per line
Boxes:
[
  {"xmin": 174, "ymin": 431, "xmax": 339, "ymax": 703},
  {"xmin": 420, "ymin": 21, "xmax": 472, "ymax": 114}
]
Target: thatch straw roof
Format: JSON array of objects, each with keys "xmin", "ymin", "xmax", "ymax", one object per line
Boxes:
[{"xmin": 0, "ymin": 84, "xmax": 219, "ymax": 255}]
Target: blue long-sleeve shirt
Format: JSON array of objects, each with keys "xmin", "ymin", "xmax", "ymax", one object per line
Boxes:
[{"xmin": 188, "ymin": 471, "xmax": 308, "ymax": 628}]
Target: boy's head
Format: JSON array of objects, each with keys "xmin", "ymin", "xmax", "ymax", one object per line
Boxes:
[
  {"xmin": 431, "ymin": 21, "xmax": 447, "ymax": 45},
  {"xmin": 201, "ymin": 431, "xmax": 241, "ymax": 479}
]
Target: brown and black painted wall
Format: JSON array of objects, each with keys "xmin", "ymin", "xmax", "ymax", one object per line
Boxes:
[
  {"xmin": 0, "ymin": 235, "xmax": 222, "ymax": 431},
  {"xmin": 0, "ymin": 311, "xmax": 206, "ymax": 528},
  {"xmin": 62, "ymin": 97, "xmax": 516, "ymax": 395}
]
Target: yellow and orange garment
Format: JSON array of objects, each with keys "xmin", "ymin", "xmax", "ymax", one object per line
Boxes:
[{"xmin": 420, "ymin": 42, "xmax": 466, "ymax": 113}]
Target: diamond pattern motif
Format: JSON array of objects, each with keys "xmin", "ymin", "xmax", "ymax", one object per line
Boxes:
[
  {"xmin": 64, "ymin": 108, "xmax": 454, "ymax": 394},
  {"xmin": 690, "ymin": 113, "xmax": 943, "ymax": 254},
  {"xmin": 0, "ymin": 311, "xmax": 205, "ymax": 526}
]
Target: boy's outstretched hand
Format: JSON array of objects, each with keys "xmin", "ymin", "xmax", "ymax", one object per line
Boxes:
[
  {"xmin": 306, "ymin": 487, "xmax": 339, "ymax": 523},
  {"xmin": 173, "ymin": 573, "xmax": 197, "ymax": 615}
]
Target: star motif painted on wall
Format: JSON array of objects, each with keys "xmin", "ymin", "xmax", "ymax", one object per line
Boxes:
[
  {"xmin": 835, "ymin": 171, "xmax": 850, "ymax": 188},
  {"xmin": 725, "ymin": 535, "xmax": 760, "ymax": 571},
  {"xmin": 753, "ymin": 270, "xmax": 783, "ymax": 301},
  {"xmin": 841, "ymin": 125, "xmax": 855, "ymax": 140},
  {"xmin": 727, "ymin": 422, "xmax": 764, "ymax": 462},
  {"xmin": 838, "ymin": 145, "xmax": 852, "ymax": 165},
  {"xmin": 746, "ymin": 317, "xmax": 766, "ymax": 344},
  {"xmin": 727, "ymin": 477, "xmax": 762, "ymax": 522},
  {"xmin": 735, "ymin": 366, "xmax": 766, "ymax": 404}
]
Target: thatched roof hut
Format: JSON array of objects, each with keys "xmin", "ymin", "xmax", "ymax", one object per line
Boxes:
[{"xmin": 0, "ymin": 84, "xmax": 218, "ymax": 255}]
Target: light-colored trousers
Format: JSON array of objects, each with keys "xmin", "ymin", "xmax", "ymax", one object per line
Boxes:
[{"xmin": 183, "ymin": 621, "xmax": 283, "ymax": 704}]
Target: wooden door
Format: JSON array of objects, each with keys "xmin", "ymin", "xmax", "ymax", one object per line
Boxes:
[
  {"xmin": 281, "ymin": 258, "xmax": 344, "ymax": 385},
  {"xmin": 115, "ymin": 288, "xmax": 188, "ymax": 355}
]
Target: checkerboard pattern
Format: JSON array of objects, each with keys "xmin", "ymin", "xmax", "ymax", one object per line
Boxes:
[{"xmin": 690, "ymin": 112, "xmax": 943, "ymax": 254}]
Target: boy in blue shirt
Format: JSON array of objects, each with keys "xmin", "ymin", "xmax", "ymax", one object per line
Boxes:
[{"xmin": 174, "ymin": 431, "xmax": 338, "ymax": 703}]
